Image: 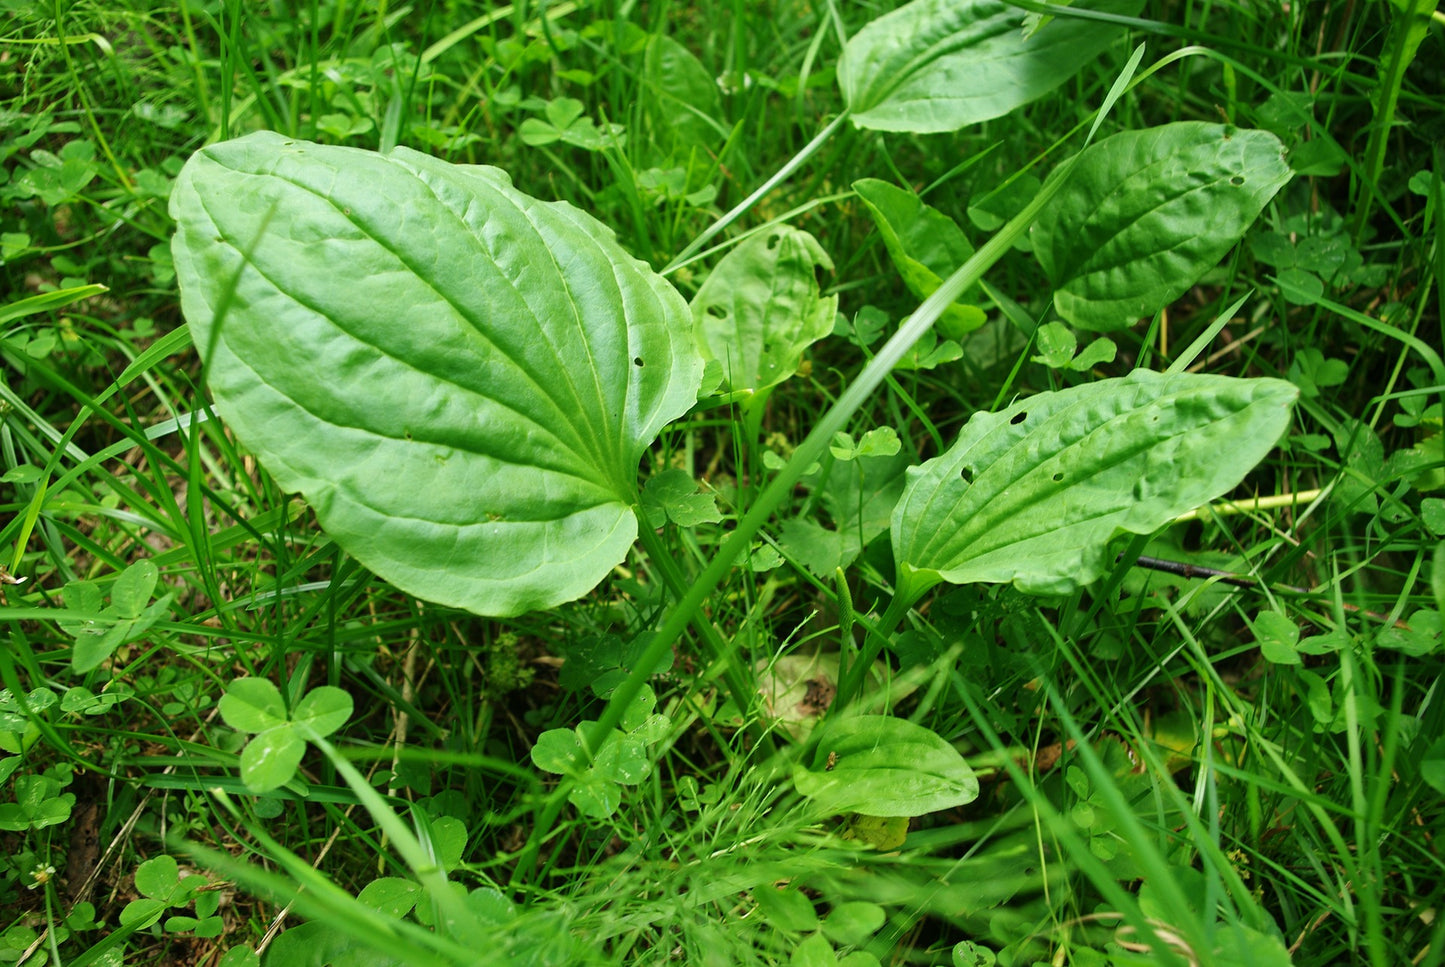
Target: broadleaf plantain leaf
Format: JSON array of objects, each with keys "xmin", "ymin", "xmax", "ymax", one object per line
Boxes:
[
  {"xmin": 172, "ymin": 132, "xmax": 703, "ymax": 616},
  {"xmin": 838, "ymin": 0, "xmax": 1143, "ymax": 133},
  {"xmin": 891, "ymin": 370, "xmax": 1298, "ymax": 602},
  {"xmin": 643, "ymin": 34, "xmax": 724, "ymax": 168},
  {"xmin": 794, "ymin": 715, "xmax": 978, "ymax": 817},
  {"xmin": 1033, "ymin": 122, "xmax": 1292, "ymax": 330},
  {"xmin": 691, "ymin": 225, "xmax": 836, "ymax": 395}
]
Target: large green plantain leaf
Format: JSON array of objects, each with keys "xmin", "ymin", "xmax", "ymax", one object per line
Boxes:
[
  {"xmin": 171, "ymin": 132, "xmax": 703, "ymax": 616},
  {"xmin": 837, "ymin": 0, "xmax": 1143, "ymax": 133},
  {"xmin": 891, "ymin": 370, "xmax": 1298, "ymax": 603},
  {"xmin": 1033, "ymin": 123, "xmax": 1292, "ymax": 331}
]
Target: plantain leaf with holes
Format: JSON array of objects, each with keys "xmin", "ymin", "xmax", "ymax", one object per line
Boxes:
[
  {"xmin": 690, "ymin": 225, "xmax": 836, "ymax": 395},
  {"xmin": 890, "ymin": 369, "xmax": 1298, "ymax": 605},
  {"xmin": 1032, "ymin": 122, "xmax": 1292, "ymax": 331},
  {"xmin": 171, "ymin": 132, "xmax": 704, "ymax": 617}
]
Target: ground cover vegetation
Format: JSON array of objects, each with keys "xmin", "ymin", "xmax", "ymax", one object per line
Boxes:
[{"xmin": 1, "ymin": 0, "xmax": 1443, "ymax": 963}]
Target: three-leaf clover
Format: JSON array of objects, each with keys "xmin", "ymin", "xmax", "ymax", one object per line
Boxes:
[
  {"xmin": 119, "ymin": 855, "xmax": 222, "ymax": 936},
  {"xmin": 829, "ymin": 427, "xmax": 902, "ymax": 461},
  {"xmin": 59, "ymin": 560, "xmax": 174, "ymax": 673},
  {"xmin": 530, "ymin": 685, "xmax": 670, "ymax": 818},
  {"xmin": 640, "ymin": 469, "xmax": 724, "ymax": 529},
  {"xmin": 218, "ymin": 678, "xmax": 354, "ymax": 792},
  {"xmin": 0, "ymin": 773, "xmax": 75, "ymax": 832},
  {"xmin": 61, "ymin": 684, "xmax": 133, "ymax": 716},
  {"xmin": 0, "ymin": 686, "xmax": 57, "ymax": 755},
  {"xmin": 519, "ymin": 97, "xmax": 625, "ymax": 150},
  {"xmin": 1029, "ymin": 321, "xmax": 1117, "ymax": 371},
  {"xmin": 557, "ymin": 634, "xmax": 674, "ymax": 698}
]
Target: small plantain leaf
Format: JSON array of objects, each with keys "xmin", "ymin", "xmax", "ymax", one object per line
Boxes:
[
  {"xmin": 794, "ymin": 715, "xmax": 977, "ymax": 817},
  {"xmin": 891, "ymin": 370, "xmax": 1298, "ymax": 603},
  {"xmin": 691, "ymin": 225, "xmax": 836, "ymax": 395},
  {"xmin": 171, "ymin": 132, "xmax": 703, "ymax": 617},
  {"xmin": 853, "ymin": 179, "xmax": 984, "ymax": 339},
  {"xmin": 1033, "ymin": 123, "xmax": 1292, "ymax": 331},
  {"xmin": 110, "ymin": 560, "xmax": 158, "ymax": 619},
  {"xmin": 264, "ymin": 922, "xmax": 404, "ymax": 967},
  {"xmin": 838, "ymin": 0, "xmax": 1143, "ymax": 133},
  {"xmin": 643, "ymin": 34, "xmax": 724, "ymax": 166}
]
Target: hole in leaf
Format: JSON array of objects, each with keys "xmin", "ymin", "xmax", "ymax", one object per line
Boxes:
[
  {"xmin": 960, "ymin": 467, "xmax": 973, "ymax": 483},
  {"xmin": 1052, "ymin": 472, "xmax": 1064, "ymax": 482},
  {"xmin": 766, "ymin": 233, "xmax": 781, "ymax": 250},
  {"xmin": 705, "ymin": 304, "xmax": 727, "ymax": 319},
  {"xmin": 1230, "ymin": 175, "xmax": 1245, "ymax": 186},
  {"xmin": 633, "ymin": 357, "xmax": 644, "ymax": 367},
  {"xmin": 1010, "ymin": 411, "xmax": 1027, "ymax": 425}
]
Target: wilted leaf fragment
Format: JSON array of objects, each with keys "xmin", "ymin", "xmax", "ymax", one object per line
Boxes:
[
  {"xmin": 892, "ymin": 370, "xmax": 1298, "ymax": 602},
  {"xmin": 853, "ymin": 179, "xmax": 984, "ymax": 339},
  {"xmin": 1033, "ymin": 123, "xmax": 1292, "ymax": 330},
  {"xmin": 691, "ymin": 225, "xmax": 836, "ymax": 394},
  {"xmin": 794, "ymin": 715, "xmax": 978, "ymax": 817},
  {"xmin": 838, "ymin": 0, "xmax": 1143, "ymax": 133},
  {"xmin": 171, "ymin": 133, "xmax": 703, "ymax": 617}
]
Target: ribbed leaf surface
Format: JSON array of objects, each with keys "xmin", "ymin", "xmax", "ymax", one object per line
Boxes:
[
  {"xmin": 838, "ymin": 0, "xmax": 1142, "ymax": 133},
  {"xmin": 1034, "ymin": 123, "xmax": 1292, "ymax": 330},
  {"xmin": 172, "ymin": 133, "xmax": 702, "ymax": 616},
  {"xmin": 892, "ymin": 370, "xmax": 1298, "ymax": 600}
]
